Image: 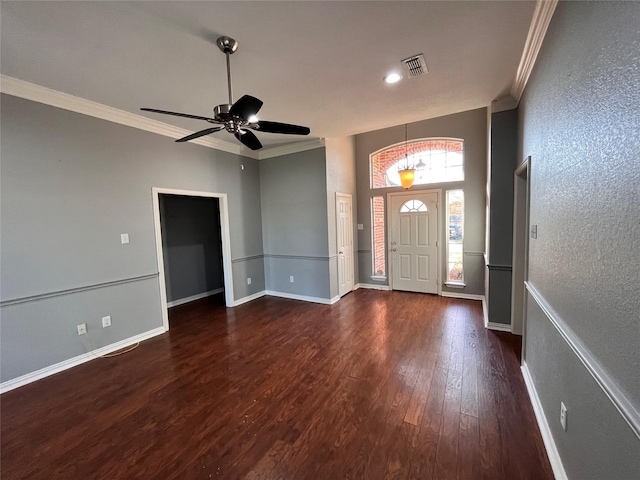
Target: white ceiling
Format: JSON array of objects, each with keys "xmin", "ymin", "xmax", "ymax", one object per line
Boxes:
[{"xmin": 1, "ymin": 1, "xmax": 536, "ymax": 149}]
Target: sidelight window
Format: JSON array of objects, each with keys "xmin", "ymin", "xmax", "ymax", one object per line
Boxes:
[
  {"xmin": 446, "ymin": 190, "xmax": 464, "ymax": 285},
  {"xmin": 371, "ymin": 196, "xmax": 386, "ymax": 278}
]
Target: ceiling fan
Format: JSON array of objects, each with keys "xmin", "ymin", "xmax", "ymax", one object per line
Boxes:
[{"xmin": 141, "ymin": 36, "xmax": 310, "ymax": 150}]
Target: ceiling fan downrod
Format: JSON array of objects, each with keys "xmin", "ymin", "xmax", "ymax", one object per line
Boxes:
[{"xmin": 216, "ymin": 36, "xmax": 238, "ymax": 106}]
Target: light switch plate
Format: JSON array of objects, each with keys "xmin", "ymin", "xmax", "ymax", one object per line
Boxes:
[
  {"xmin": 530, "ymin": 225, "xmax": 537, "ymax": 239},
  {"xmin": 357, "ymin": 224, "xmax": 364, "ymax": 230},
  {"xmin": 120, "ymin": 233, "xmax": 130, "ymax": 244}
]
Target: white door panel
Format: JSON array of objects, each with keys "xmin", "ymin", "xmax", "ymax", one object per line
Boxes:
[
  {"xmin": 389, "ymin": 192, "xmax": 438, "ymax": 294},
  {"xmin": 337, "ymin": 193, "xmax": 354, "ymax": 297},
  {"xmin": 417, "ymin": 255, "xmax": 430, "ymax": 281}
]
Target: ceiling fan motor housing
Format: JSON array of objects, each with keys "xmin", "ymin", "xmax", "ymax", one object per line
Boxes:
[{"xmin": 213, "ymin": 104, "xmax": 231, "ymax": 121}]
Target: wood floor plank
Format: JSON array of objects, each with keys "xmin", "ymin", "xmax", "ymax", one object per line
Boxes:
[
  {"xmin": 457, "ymin": 412, "xmax": 481, "ymax": 479},
  {"xmin": 0, "ymin": 291, "xmax": 553, "ymax": 479}
]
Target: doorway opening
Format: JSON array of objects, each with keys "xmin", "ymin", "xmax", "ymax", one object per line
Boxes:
[
  {"xmin": 511, "ymin": 156, "xmax": 530, "ymax": 337},
  {"xmin": 152, "ymin": 188, "xmax": 234, "ymax": 331}
]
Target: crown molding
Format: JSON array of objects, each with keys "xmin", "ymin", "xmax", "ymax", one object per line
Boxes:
[
  {"xmin": 0, "ymin": 75, "xmax": 257, "ymax": 158},
  {"xmin": 0, "ymin": 75, "xmax": 323, "ymax": 161},
  {"xmin": 257, "ymin": 138, "xmax": 325, "ymax": 159},
  {"xmin": 510, "ymin": 0, "xmax": 558, "ymax": 104}
]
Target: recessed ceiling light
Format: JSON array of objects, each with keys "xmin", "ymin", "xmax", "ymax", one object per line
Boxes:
[{"xmin": 384, "ymin": 72, "xmax": 402, "ymax": 84}]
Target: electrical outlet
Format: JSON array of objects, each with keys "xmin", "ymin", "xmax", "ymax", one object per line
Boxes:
[
  {"xmin": 77, "ymin": 323, "xmax": 87, "ymax": 336},
  {"xmin": 247, "ymin": 277, "xmax": 252, "ymax": 285},
  {"xmin": 102, "ymin": 316, "xmax": 112, "ymax": 328},
  {"xmin": 120, "ymin": 233, "xmax": 130, "ymax": 244},
  {"xmin": 290, "ymin": 275, "xmax": 294, "ymax": 283},
  {"xmin": 560, "ymin": 402, "xmax": 567, "ymax": 431}
]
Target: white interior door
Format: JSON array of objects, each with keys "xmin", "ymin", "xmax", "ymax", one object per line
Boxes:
[
  {"xmin": 389, "ymin": 192, "xmax": 438, "ymax": 294},
  {"xmin": 336, "ymin": 193, "xmax": 354, "ymax": 297}
]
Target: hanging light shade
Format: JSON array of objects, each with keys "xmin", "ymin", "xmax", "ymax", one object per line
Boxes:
[
  {"xmin": 397, "ymin": 124, "xmax": 415, "ymax": 189},
  {"xmin": 398, "ymin": 167, "xmax": 415, "ymax": 189}
]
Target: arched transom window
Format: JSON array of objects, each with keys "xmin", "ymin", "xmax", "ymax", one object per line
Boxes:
[
  {"xmin": 400, "ymin": 199, "xmax": 428, "ymax": 213},
  {"xmin": 370, "ymin": 138, "xmax": 464, "ymax": 189}
]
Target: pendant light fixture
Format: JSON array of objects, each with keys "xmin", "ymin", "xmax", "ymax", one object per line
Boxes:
[{"xmin": 398, "ymin": 124, "xmax": 415, "ymax": 189}]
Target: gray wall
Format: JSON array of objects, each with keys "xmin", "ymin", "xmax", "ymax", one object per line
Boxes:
[
  {"xmin": 519, "ymin": 2, "xmax": 640, "ymax": 478},
  {"xmin": 355, "ymin": 108, "xmax": 487, "ymax": 294},
  {"xmin": 0, "ymin": 94, "xmax": 265, "ymax": 382},
  {"xmin": 259, "ymin": 147, "xmax": 331, "ymax": 300},
  {"xmin": 159, "ymin": 195, "xmax": 223, "ymax": 303},
  {"xmin": 486, "ymin": 108, "xmax": 518, "ymax": 325},
  {"xmin": 326, "ymin": 136, "xmax": 358, "ymax": 298}
]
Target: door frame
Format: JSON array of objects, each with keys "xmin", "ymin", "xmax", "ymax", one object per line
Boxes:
[
  {"xmin": 386, "ymin": 189, "xmax": 442, "ymax": 294},
  {"xmin": 335, "ymin": 192, "xmax": 354, "ymax": 297},
  {"xmin": 511, "ymin": 156, "xmax": 531, "ymax": 338},
  {"xmin": 152, "ymin": 187, "xmax": 234, "ymax": 331}
]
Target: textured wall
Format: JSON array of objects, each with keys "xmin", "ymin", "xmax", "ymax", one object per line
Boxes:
[
  {"xmin": 260, "ymin": 148, "xmax": 331, "ymax": 299},
  {"xmin": 486, "ymin": 108, "xmax": 518, "ymax": 325},
  {"xmin": 0, "ymin": 94, "xmax": 264, "ymax": 382},
  {"xmin": 519, "ymin": 1, "xmax": 640, "ymax": 477},
  {"xmin": 326, "ymin": 136, "xmax": 358, "ymax": 297},
  {"xmin": 355, "ymin": 108, "xmax": 487, "ymax": 294},
  {"xmin": 488, "ymin": 109, "xmax": 518, "ymax": 266}
]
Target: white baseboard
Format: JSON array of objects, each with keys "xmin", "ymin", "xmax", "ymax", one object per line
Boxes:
[
  {"xmin": 485, "ymin": 321, "xmax": 512, "ymax": 332},
  {"xmin": 482, "ymin": 296, "xmax": 489, "ymax": 326},
  {"xmin": 441, "ymin": 292, "xmax": 484, "ymax": 301},
  {"xmin": 167, "ymin": 288, "xmax": 224, "ymax": 308},
  {"xmin": 265, "ymin": 290, "xmax": 339, "ymax": 305},
  {"xmin": 232, "ymin": 290, "xmax": 266, "ymax": 306},
  {"xmin": 521, "ymin": 362, "xmax": 568, "ymax": 480},
  {"xmin": 355, "ymin": 283, "xmax": 390, "ymax": 291},
  {"xmin": 481, "ymin": 296, "xmax": 512, "ymax": 332},
  {"xmin": 0, "ymin": 327, "xmax": 165, "ymax": 394}
]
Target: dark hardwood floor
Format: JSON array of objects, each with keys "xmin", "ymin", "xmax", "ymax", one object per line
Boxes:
[{"xmin": 1, "ymin": 290, "xmax": 553, "ymax": 479}]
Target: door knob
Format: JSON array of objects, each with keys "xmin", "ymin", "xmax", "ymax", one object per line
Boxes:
[{"xmin": 392, "ymin": 248, "xmax": 397, "ymax": 252}]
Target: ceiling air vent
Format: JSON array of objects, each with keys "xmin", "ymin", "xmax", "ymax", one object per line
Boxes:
[{"xmin": 401, "ymin": 54, "xmax": 428, "ymax": 78}]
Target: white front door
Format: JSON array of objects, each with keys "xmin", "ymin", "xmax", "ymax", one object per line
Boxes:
[
  {"xmin": 336, "ymin": 193, "xmax": 354, "ymax": 297},
  {"xmin": 389, "ymin": 191, "xmax": 439, "ymax": 294}
]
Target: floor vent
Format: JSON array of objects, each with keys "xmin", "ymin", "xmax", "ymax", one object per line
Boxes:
[{"xmin": 402, "ymin": 54, "xmax": 429, "ymax": 78}]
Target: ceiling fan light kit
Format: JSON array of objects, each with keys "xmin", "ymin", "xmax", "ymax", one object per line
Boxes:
[{"xmin": 141, "ymin": 36, "xmax": 310, "ymax": 150}]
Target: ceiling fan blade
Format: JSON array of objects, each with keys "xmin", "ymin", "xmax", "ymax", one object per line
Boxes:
[
  {"xmin": 176, "ymin": 127, "xmax": 224, "ymax": 143},
  {"xmin": 229, "ymin": 95, "xmax": 263, "ymax": 120},
  {"xmin": 141, "ymin": 108, "xmax": 215, "ymax": 122},
  {"xmin": 255, "ymin": 121, "xmax": 310, "ymax": 136},
  {"xmin": 235, "ymin": 130, "xmax": 263, "ymax": 150}
]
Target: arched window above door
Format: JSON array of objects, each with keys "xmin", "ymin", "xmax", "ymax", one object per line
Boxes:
[{"xmin": 370, "ymin": 138, "xmax": 464, "ymax": 189}]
